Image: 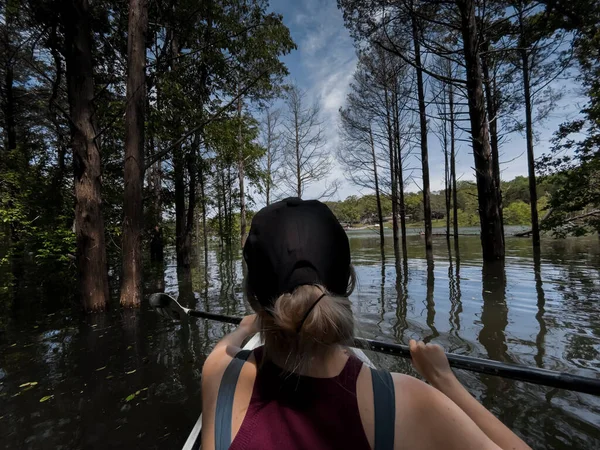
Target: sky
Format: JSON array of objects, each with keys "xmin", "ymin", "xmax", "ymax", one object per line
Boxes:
[{"xmin": 264, "ymin": 0, "xmax": 586, "ymax": 203}]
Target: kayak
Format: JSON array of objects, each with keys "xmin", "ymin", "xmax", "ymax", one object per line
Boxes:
[
  {"xmin": 180, "ymin": 334, "xmax": 375, "ymax": 450},
  {"xmin": 148, "ymin": 291, "xmax": 600, "ymax": 448}
]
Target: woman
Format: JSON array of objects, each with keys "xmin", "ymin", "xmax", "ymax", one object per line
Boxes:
[{"xmin": 202, "ymin": 198, "xmax": 530, "ymax": 450}]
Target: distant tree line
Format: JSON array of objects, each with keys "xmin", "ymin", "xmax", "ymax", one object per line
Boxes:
[{"xmin": 326, "ymin": 176, "xmax": 556, "ymax": 228}]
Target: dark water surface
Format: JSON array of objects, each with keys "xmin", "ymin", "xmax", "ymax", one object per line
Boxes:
[{"xmin": 1, "ymin": 231, "xmax": 600, "ymax": 449}]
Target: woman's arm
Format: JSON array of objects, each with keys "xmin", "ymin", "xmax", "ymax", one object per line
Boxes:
[
  {"xmin": 409, "ymin": 340, "xmax": 531, "ymax": 450},
  {"xmin": 201, "ymin": 315, "xmax": 260, "ymax": 450}
]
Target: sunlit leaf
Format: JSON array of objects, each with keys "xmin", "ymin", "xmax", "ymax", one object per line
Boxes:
[
  {"xmin": 125, "ymin": 369, "xmax": 136, "ymax": 375},
  {"xmin": 125, "ymin": 393, "xmax": 136, "ymax": 402},
  {"xmin": 96, "ymin": 366, "xmax": 106, "ymax": 372},
  {"xmin": 19, "ymin": 382, "xmax": 38, "ymax": 388},
  {"xmin": 39, "ymin": 395, "xmax": 54, "ymax": 403}
]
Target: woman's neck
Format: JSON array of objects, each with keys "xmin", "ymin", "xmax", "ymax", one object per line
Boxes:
[{"xmin": 266, "ymin": 345, "xmax": 350, "ymax": 378}]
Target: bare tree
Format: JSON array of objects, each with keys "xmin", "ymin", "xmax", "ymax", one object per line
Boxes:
[
  {"xmin": 259, "ymin": 106, "xmax": 284, "ymax": 205},
  {"xmin": 282, "ymin": 84, "xmax": 332, "ymax": 198},
  {"xmin": 338, "ymin": 103, "xmax": 386, "ymax": 258}
]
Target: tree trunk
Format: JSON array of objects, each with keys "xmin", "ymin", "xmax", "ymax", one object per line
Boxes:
[
  {"xmin": 182, "ymin": 137, "xmax": 198, "ymax": 267},
  {"xmin": 227, "ymin": 167, "xmax": 233, "ymax": 243},
  {"xmin": 412, "ymin": 15, "xmax": 433, "ymax": 258},
  {"xmin": 266, "ymin": 119, "xmax": 272, "ymax": 206},
  {"xmin": 443, "ymin": 103, "xmax": 451, "ymax": 241},
  {"xmin": 370, "ymin": 127, "xmax": 385, "ymax": 260},
  {"xmin": 384, "ymin": 85, "xmax": 401, "ymax": 264},
  {"xmin": 120, "ymin": 0, "xmax": 148, "ymax": 307},
  {"xmin": 521, "ymin": 47, "xmax": 540, "ymax": 248},
  {"xmin": 393, "ymin": 83, "xmax": 408, "ymax": 258},
  {"xmin": 237, "ymin": 94, "xmax": 247, "ymax": 246},
  {"xmin": 295, "ymin": 108, "xmax": 301, "ymax": 197},
  {"xmin": 457, "ymin": 0, "xmax": 505, "ymax": 260},
  {"xmin": 2, "ymin": 10, "xmax": 21, "ymax": 287},
  {"xmin": 63, "ymin": 0, "xmax": 109, "ymax": 311},
  {"xmin": 481, "ymin": 43, "xmax": 505, "ymax": 238},
  {"xmin": 265, "ymin": 110, "xmax": 275, "ymax": 206},
  {"xmin": 149, "ymin": 137, "xmax": 163, "ymax": 262},
  {"xmin": 2, "ymin": 32, "xmax": 16, "ymax": 153},
  {"xmin": 169, "ymin": 34, "xmax": 188, "ymax": 267},
  {"xmin": 220, "ymin": 166, "xmax": 229, "ymax": 244},
  {"xmin": 450, "ymin": 82, "xmax": 459, "ymax": 255},
  {"xmin": 174, "ymin": 142, "xmax": 186, "ymax": 266},
  {"xmin": 199, "ymin": 157, "xmax": 209, "ymax": 285}
]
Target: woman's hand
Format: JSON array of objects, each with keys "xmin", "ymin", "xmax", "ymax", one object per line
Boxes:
[
  {"xmin": 409, "ymin": 340, "xmax": 456, "ymax": 388},
  {"xmin": 239, "ymin": 314, "xmax": 260, "ymax": 335}
]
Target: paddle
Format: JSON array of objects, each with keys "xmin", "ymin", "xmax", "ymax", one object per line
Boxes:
[{"xmin": 149, "ymin": 292, "xmax": 600, "ymax": 396}]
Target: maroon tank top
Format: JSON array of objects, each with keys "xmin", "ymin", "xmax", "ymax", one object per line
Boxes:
[{"xmin": 228, "ymin": 346, "xmax": 371, "ymax": 450}]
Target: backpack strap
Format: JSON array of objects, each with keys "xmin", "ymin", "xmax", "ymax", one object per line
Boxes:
[
  {"xmin": 214, "ymin": 349, "xmax": 252, "ymax": 450},
  {"xmin": 370, "ymin": 368, "xmax": 396, "ymax": 450}
]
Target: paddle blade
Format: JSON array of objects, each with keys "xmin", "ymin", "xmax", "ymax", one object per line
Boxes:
[{"xmin": 149, "ymin": 293, "xmax": 188, "ymax": 321}]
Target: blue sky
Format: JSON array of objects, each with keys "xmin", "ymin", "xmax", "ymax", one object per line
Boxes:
[{"xmin": 265, "ymin": 0, "xmax": 586, "ymax": 202}]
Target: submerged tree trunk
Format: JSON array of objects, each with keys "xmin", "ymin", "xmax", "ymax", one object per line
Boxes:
[
  {"xmin": 63, "ymin": 0, "xmax": 109, "ymax": 311},
  {"xmin": 370, "ymin": 127, "xmax": 385, "ymax": 260},
  {"xmin": 199, "ymin": 157, "xmax": 209, "ymax": 285},
  {"xmin": 120, "ymin": 0, "xmax": 148, "ymax": 307},
  {"xmin": 481, "ymin": 43, "xmax": 504, "ymax": 239},
  {"xmin": 385, "ymin": 85, "xmax": 401, "ymax": 264},
  {"xmin": 443, "ymin": 99, "xmax": 451, "ymax": 241},
  {"xmin": 149, "ymin": 145, "xmax": 163, "ymax": 262},
  {"xmin": 174, "ymin": 142, "xmax": 186, "ymax": 266},
  {"xmin": 412, "ymin": 15, "xmax": 433, "ymax": 259},
  {"xmin": 450, "ymin": 82, "xmax": 459, "ymax": 255},
  {"xmin": 216, "ymin": 168, "xmax": 224, "ymax": 247},
  {"xmin": 170, "ymin": 35, "xmax": 189, "ymax": 268},
  {"xmin": 521, "ymin": 47, "xmax": 540, "ymax": 249},
  {"xmin": 237, "ymin": 94, "xmax": 247, "ymax": 247},
  {"xmin": 457, "ymin": 0, "xmax": 505, "ymax": 260},
  {"xmin": 393, "ymin": 82, "xmax": 408, "ymax": 258},
  {"xmin": 182, "ymin": 135, "xmax": 198, "ymax": 268}
]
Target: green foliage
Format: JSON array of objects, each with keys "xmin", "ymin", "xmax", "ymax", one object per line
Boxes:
[
  {"xmin": 504, "ymin": 201, "xmax": 531, "ymax": 225},
  {"xmin": 325, "ymin": 195, "xmax": 392, "ymax": 224},
  {"xmin": 327, "ymin": 176, "xmax": 558, "ymax": 228}
]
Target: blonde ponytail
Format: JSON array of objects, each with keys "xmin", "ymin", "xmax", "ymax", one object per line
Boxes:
[{"xmin": 251, "ymin": 269, "xmax": 357, "ymax": 373}]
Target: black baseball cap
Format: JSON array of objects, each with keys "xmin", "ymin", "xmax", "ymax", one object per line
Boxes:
[{"xmin": 243, "ymin": 197, "xmax": 351, "ymax": 309}]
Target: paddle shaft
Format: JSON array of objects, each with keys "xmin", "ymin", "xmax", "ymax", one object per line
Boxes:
[{"xmin": 186, "ymin": 309, "xmax": 600, "ymax": 396}]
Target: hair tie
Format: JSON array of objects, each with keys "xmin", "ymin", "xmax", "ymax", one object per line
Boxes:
[{"xmin": 296, "ymin": 291, "xmax": 327, "ymax": 333}]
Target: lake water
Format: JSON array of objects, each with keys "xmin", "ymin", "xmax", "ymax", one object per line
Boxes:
[{"xmin": 1, "ymin": 230, "xmax": 600, "ymax": 449}]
